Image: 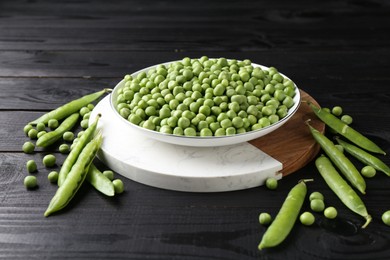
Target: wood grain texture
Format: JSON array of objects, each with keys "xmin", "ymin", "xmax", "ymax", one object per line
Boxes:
[{"xmin": 250, "ymin": 90, "xmax": 325, "ymax": 176}]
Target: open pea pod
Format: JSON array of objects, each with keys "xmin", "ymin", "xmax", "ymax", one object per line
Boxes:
[
  {"xmin": 44, "ymin": 132, "xmax": 103, "ymax": 217},
  {"xmin": 308, "ymin": 102, "xmax": 386, "ymax": 155},
  {"xmin": 29, "ymin": 88, "xmax": 111, "ymax": 125},
  {"xmin": 315, "ymin": 155, "xmax": 371, "ymax": 228}
]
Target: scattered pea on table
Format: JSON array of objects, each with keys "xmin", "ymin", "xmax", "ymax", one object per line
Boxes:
[
  {"xmin": 331, "ymin": 106, "xmax": 343, "ymax": 116},
  {"xmin": 59, "ymin": 144, "xmax": 70, "ymax": 154},
  {"xmin": 48, "ymin": 119, "xmax": 59, "ymax": 129},
  {"xmin": 23, "ymin": 124, "xmax": 33, "ymax": 135},
  {"xmin": 26, "ymin": 160, "xmax": 37, "ymax": 173},
  {"xmin": 361, "ymin": 166, "xmax": 376, "ymax": 178},
  {"xmin": 48, "ymin": 171, "xmax": 59, "ymax": 183},
  {"xmin": 24, "ymin": 176, "xmax": 37, "ymax": 189},
  {"xmin": 22, "ymin": 141, "xmax": 35, "ymax": 154},
  {"xmin": 28, "ymin": 129, "xmax": 38, "ymax": 139},
  {"xmin": 310, "ymin": 199, "xmax": 325, "ymax": 212},
  {"xmin": 309, "ymin": 191, "xmax": 324, "ymax": 201},
  {"xmin": 63, "ymin": 131, "xmax": 75, "ymax": 142},
  {"xmin": 382, "ymin": 211, "xmax": 390, "ymax": 226},
  {"xmin": 36, "ymin": 122, "xmax": 46, "ymax": 132},
  {"xmin": 102, "ymin": 170, "xmax": 114, "ymax": 181},
  {"xmin": 265, "ymin": 177, "xmax": 278, "ymax": 190},
  {"xmin": 324, "ymin": 207, "xmax": 338, "ymax": 219},
  {"xmin": 113, "ymin": 179, "xmax": 124, "ymax": 194},
  {"xmin": 43, "ymin": 154, "xmax": 56, "ymax": 167},
  {"xmin": 259, "ymin": 213, "xmax": 272, "ymax": 225},
  {"xmin": 300, "ymin": 212, "xmax": 315, "ymax": 226}
]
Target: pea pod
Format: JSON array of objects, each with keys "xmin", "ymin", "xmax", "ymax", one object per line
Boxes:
[
  {"xmin": 29, "ymin": 88, "xmax": 111, "ymax": 125},
  {"xmin": 308, "ymin": 102, "xmax": 386, "ymax": 155},
  {"xmin": 258, "ymin": 179, "xmax": 310, "ymax": 250},
  {"xmin": 86, "ymin": 164, "xmax": 115, "ymax": 196},
  {"xmin": 307, "ymin": 122, "xmax": 366, "ymax": 194},
  {"xmin": 315, "ymin": 155, "xmax": 372, "ymax": 228},
  {"xmin": 44, "ymin": 132, "xmax": 103, "ymax": 217},
  {"xmin": 36, "ymin": 113, "xmax": 80, "ymax": 147},
  {"xmin": 57, "ymin": 114, "xmax": 101, "ymax": 186},
  {"xmin": 336, "ymin": 137, "xmax": 390, "ymax": 176}
]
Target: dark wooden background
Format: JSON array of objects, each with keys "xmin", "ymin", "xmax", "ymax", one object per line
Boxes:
[{"xmin": 1, "ymin": 0, "xmax": 390, "ymax": 259}]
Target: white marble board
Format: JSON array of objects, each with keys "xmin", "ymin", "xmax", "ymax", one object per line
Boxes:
[{"xmin": 90, "ymin": 95, "xmax": 283, "ymax": 192}]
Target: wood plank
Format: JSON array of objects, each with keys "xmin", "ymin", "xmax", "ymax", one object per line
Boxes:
[
  {"xmin": 0, "ymin": 77, "xmax": 118, "ymax": 110},
  {"xmin": 1, "ymin": 151, "xmax": 390, "ymax": 259},
  {"xmin": 1, "ymin": 49, "xmax": 390, "ymax": 77},
  {"xmin": 0, "ymin": 0, "xmax": 389, "ymax": 51}
]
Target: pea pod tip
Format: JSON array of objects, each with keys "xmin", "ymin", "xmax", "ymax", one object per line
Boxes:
[{"xmin": 361, "ymin": 214, "xmax": 372, "ymax": 229}]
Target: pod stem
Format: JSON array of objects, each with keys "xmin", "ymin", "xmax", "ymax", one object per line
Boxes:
[
  {"xmin": 298, "ymin": 179, "xmax": 314, "ymax": 184},
  {"xmin": 361, "ymin": 214, "xmax": 372, "ymax": 229}
]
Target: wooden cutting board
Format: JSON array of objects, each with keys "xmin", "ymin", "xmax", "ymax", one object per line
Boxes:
[{"xmin": 249, "ymin": 90, "xmax": 325, "ymax": 176}]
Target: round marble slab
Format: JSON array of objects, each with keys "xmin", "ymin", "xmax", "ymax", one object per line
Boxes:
[{"xmin": 90, "ymin": 95, "xmax": 283, "ymax": 192}]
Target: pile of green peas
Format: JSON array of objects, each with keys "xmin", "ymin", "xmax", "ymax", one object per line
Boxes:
[{"xmin": 115, "ymin": 57, "xmax": 296, "ymax": 137}]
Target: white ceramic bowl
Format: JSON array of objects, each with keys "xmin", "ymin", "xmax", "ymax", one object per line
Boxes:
[{"xmin": 110, "ymin": 60, "xmax": 301, "ymax": 147}]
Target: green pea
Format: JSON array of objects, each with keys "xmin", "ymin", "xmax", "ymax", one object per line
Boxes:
[
  {"xmin": 87, "ymin": 103, "xmax": 95, "ymax": 111},
  {"xmin": 37, "ymin": 130, "xmax": 47, "ymax": 138},
  {"xmin": 36, "ymin": 122, "xmax": 46, "ymax": 132},
  {"xmin": 184, "ymin": 127, "xmax": 196, "ymax": 136},
  {"xmin": 259, "ymin": 213, "xmax": 272, "ymax": 225},
  {"xmin": 300, "ymin": 212, "xmax": 315, "ymax": 226},
  {"xmin": 77, "ymin": 131, "xmax": 85, "ymax": 138},
  {"xmin": 80, "ymin": 119, "xmax": 89, "ymax": 129},
  {"xmin": 103, "ymin": 170, "xmax": 114, "ymax": 181},
  {"xmin": 310, "ymin": 199, "xmax": 325, "ymax": 212},
  {"xmin": 265, "ymin": 177, "xmax": 278, "ymax": 190},
  {"xmin": 309, "ymin": 191, "xmax": 324, "ymax": 201},
  {"xmin": 79, "ymin": 106, "xmax": 90, "ymax": 117},
  {"xmin": 43, "ymin": 154, "xmax": 56, "ymax": 168},
  {"xmin": 26, "ymin": 160, "xmax": 37, "ymax": 173},
  {"xmin": 63, "ymin": 131, "xmax": 75, "ymax": 142},
  {"xmin": 324, "ymin": 206, "xmax": 338, "ymax": 219},
  {"xmin": 24, "ymin": 124, "xmax": 33, "ymax": 135},
  {"xmin": 173, "ymin": 127, "xmax": 184, "ymax": 136},
  {"xmin": 48, "ymin": 119, "xmax": 59, "ymax": 129},
  {"xmin": 200, "ymin": 128, "xmax": 213, "ymax": 136},
  {"xmin": 28, "ymin": 129, "xmax": 38, "ymax": 139},
  {"xmin": 341, "ymin": 114, "xmax": 353, "ymax": 125},
  {"xmin": 48, "ymin": 171, "xmax": 59, "ymax": 183},
  {"xmin": 113, "ymin": 179, "xmax": 124, "ymax": 194},
  {"xmin": 22, "ymin": 141, "xmax": 35, "ymax": 154},
  {"xmin": 361, "ymin": 165, "xmax": 376, "ymax": 178},
  {"xmin": 382, "ymin": 210, "xmax": 390, "ymax": 226},
  {"xmin": 331, "ymin": 106, "xmax": 343, "ymax": 117},
  {"xmin": 24, "ymin": 175, "xmax": 37, "ymax": 189},
  {"xmin": 59, "ymin": 144, "xmax": 70, "ymax": 154},
  {"xmin": 178, "ymin": 117, "xmax": 190, "ymax": 129}
]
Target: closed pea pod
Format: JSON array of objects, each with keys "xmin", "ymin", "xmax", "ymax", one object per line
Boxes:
[
  {"xmin": 315, "ymin": 155, "xmax": 372, "ymax": 228},
  {"xmin": 36, "ymin": 113, "xmax": 80, "ymax": 147},
  {"xmin": 307, "ymin": 122, "xmax": 366, "ymax": 194},
  {"xmin": 86, "ymin": 164, "xmax": 115, "ymax": 196},
  {"xmin": 308, "ymin": 102, "xmax": 385, "ymax": 155},
  {"xmin": 258, "ymin": 179, "xmax": 310, "ymax": 250},
  {"xmin": 57, "ymin": 114, "xmax": 101, "ymax": 186},
  {"xmin": 336, "ymin": 137, "xmax": 390, "ymax": 177},
  {"xmin": 29, "ymin": 88, "xmax": 111, "ymax": 125},
  {"xmin": 44, "ymin": 133, "xmax": 103, "ymax": 217}
]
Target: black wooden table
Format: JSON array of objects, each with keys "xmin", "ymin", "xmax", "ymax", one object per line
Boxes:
[{"xmin": 1, "ymin": 0, "xmax": 390, "ymax": 259}]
